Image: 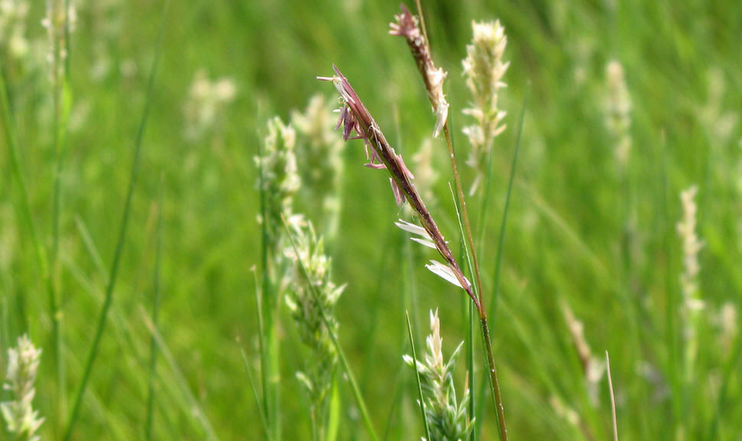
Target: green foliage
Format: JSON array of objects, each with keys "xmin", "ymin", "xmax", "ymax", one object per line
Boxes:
[{"xmin": 0, "ymin": 0, "xmax": 741, "ymax": 440}]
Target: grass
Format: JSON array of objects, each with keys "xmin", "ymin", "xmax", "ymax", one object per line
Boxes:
[{"xmin": 1, "ymin": 0, "xmax": 741, "ymax": 440}]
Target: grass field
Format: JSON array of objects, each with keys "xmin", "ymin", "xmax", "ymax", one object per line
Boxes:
[{"xmin": 1, "ymin": 0, "xmax": 741, "ymax": 440}]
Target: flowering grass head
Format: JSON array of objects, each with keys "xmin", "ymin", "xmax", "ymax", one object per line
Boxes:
[
  {"xmin": 404, "ymin": 310, "xmax": 474, "ymax": 441},
  {"xmin": 319, "ymin": 66, "xmax": 476, "ymax": 307},
  {"xmin": 462, "ymin": 20, "xmax": 509, "ymax": 195},
  {"xmin": 389, "ymin": 4, "xmax": 449, "ymax": 137},
  {"xmin": 1, "ymin": 335, "xmax": 44, "ymax": 441}
]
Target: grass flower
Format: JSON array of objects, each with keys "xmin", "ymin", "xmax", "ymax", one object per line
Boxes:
[
  {"xmin": 318, "ymin": 65, "xmax": 475, "ymax": 306},
  {"xmin": 255, "ymin": 116, "xmax": 300, "ymax": 251},
  {"xmin": 183, "ymin": 70, "xmax": 237, "ymax": 141},
  {"xmin": 1, "ymin": 335, "xmax": 44, "ymax": 441},
  {"xmin": 42, "ymin": 0, "xmax": 76, "ymax": 82},
  {"xmin": 562, "ymin": 302, "xmax": 605, "ymax": 406},
  {"xmin": 389, "ymin": 4, "xmax": 449, "ymax": 137},
  {"xmin": 604, "ymin": 61, "xmax": 631, "ymax": 171},
  {"xmin": 677, "ymin": 185, "xmax": 704, "ymax": 379},
  {"xmin": 283, "ymin": 218, "xmax": 345, "ymax": 429},
  {"xmin": 0, "ymin": 0, "xmax": 30, "ymax": 59},
  {"xmin": 677, "ymin": 185, "xmax": 704, "ymax": 312},
  {"xmin": 404, "ymin": 310, "xmax": 474, "ymax": 441},
  {"xmin": 462, "ymin": 20, "xmax": 509, "ymax": 195},
  {"xmin": 291, "ymin": 94, "xmax": 345, "ymax": 240}
]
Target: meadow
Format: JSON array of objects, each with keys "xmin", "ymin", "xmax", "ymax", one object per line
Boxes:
[{"xmin": 1, "ymin": 0, "xmax": 741, "ymax": 440}]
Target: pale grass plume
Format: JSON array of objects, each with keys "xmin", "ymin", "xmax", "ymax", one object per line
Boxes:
[
  {"xmin": 389, "ymin": 4, "xmax": 449, "ymax": 137},
  {"xmin": 604, "ymin": 61, "xmax": 632, "ymax": 171},
  {"xmin": 283, "ymin": 218, "xmax": 345, "ymax": 410},
  {"xmin": 255, "ymin": 116, "xmax": 300, "ymax": 252},
  {"xmin": 1, "ymin": 335, "xmax": 44, "ymax": 441},
  {"xmin": 183, "ymin": 70, "xmax": 237, "ymax": 141},
  {"xmin": 42, "ymin": 0, "xmax": 76, "ymax": 83},
  {"xmin": 698, "ymin": 67, "xmax": 737, "ymax": 147},
  {"xmin": 677, "ymin": 185, "xmax": 704, "ymax": 311},
  {"xmin": 0, "ymin": 0, "xmax": 30, "ymax": 59},
  {"xmin": 462, "ymin": 20, "xmax": 509, "ymax": 195},
  {"xmin": 403, "ymin": 310, "xmax": 474, "ymax": 441},
  {"xmin": 561, "ymin": 302, "xmax": 604, "ymax": 406},
  {"xmin": 714, "ymin": 302, "xmax": 737, "ymax": 352},
  {"xmin": 291, "ymin": 94, "xmax": 345, "ymax": 239},
  {"xmin": 677, "ymin": 185, "xmax": 704, "ymax": 379}
]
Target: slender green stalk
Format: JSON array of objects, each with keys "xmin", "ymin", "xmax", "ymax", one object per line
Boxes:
[
  {"xmin": 241, "ymin": 345, "xmax": 274, "ymax": 441},
  {"xmin": 62, "ymin": 2, "xmax": 168, "ymax": 439},
  {"xmin": 255, "ymin": 110, "xmax": 274, "ymax": 437},
  {"xmin": 606, "ymin": 352, "xmax": 618, "ymax": 441},
  {"xmin": 49, "ymin": 0, "xmax": 74, "ymax": 427},
  {"xmin": 0, "ymin": 59, "xmax": 49, "ymax": 307},
  {"xmin": 442, "ymin": 124, "xmax": 485, "ymax": 310},
  {"xmin": 405, "ymin": 311, "xmax": 431, "ymax": 441},
  {"xmin": 660, "ymin": 132, "xmax": 682, "ymax": 434},
  {"xmin": 488, "ymin": 89, "xmax": 527, "ymax": 326},
  {"xmin": 443, "ymin": 122, "xmax": 508, "ymax": 441},
  {"xmin": 282, "ymin": 216, "xmax": 379, "ymax": 441},
  {"xmin": 479, "ymin": 316, "xmax": 507, "ymax": 440},
  {"xmin": 145, "ymin": 176, "xmax": 165, "ymax": 441},
  {"xmin": 474, "ymin": 93, "xmax": 526, "ymax": 438}
]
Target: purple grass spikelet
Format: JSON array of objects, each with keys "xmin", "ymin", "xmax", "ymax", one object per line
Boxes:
[
  {"xmin": 319, "ymin": 66, "xmax": 477, "ymax": 308},
  {"xmin": 389, "ymin": 4, "xmax": 449, "ymax": 137}
]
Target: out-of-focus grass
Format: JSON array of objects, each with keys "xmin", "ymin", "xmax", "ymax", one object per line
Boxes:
[{"xmin": 1, "ymin": 0, "xmax": 741, "ymax": 440}]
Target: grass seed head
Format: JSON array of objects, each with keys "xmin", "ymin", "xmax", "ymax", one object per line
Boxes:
[
  {"xmin": 404, "ymin": 310, "xmax": 474, "ymax": 441},
  {"xmin": 1, "ymin": 335, "xmax": 44, "ymax": 441},
  {"xmin": 390, "ymin": 4, "xmax": 449, "ymax": 137},
  {"xmin": 462, "ymin": 20, "xmax": 509, "ymax": 195}
]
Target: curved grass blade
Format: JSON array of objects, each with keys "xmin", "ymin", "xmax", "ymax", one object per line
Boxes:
[
  {"xmin": 475, "ymin": 87, "xmax": 528, "ymax": 436},
  {"xmin": 240, "ymin": 344, "xmax": 274, "ymax": 441},
  {"xmin": 62, "ymin": 2, "xmax": 169, "ymax": 439}
]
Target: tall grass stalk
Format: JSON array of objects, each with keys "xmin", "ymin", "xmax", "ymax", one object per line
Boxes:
[
  {"xmin": 46, "ymin": 0, "xmax": 74, "ymax": 427},
  {"xmin": 0, "ymin": 59, "xmax": 49, "ymax": 327},
  {"xmin": 475, "ymin": 89, "xmax": 527, "ymax": 435},
  {"xmin": 241, "ymin": 345, "xmax": 274, "ymax": 441},
  {"xmin": 61, "ymin": 2, "xmax": 168, "ymax": 438},
  {"xmin": 389, "ymin": 6, "xmax": 508, "ymax": 438}
]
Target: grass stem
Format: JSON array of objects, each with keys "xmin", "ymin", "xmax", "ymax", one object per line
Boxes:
[{"xmin": 62, "ymin": 2, "xmax": 168, "ymax": 438}]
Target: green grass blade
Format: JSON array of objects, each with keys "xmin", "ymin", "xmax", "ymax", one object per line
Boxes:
[
  {"xmin": 282, "ymin": 216, "xmax": 379, "ymax": 441},
  {"xmin": 475, "ymin": 87, "xmax": 528, "ymax": 436},
  {"xmin": 49, "ymin": 0, "xmax": 75, "ymax": 425},
  {"xmin": 142, "ymin": 310, "xmax": 221, "ymax": 441},
  {"xmin": 405, "ymin": 311, "xmax": 431, "ymax": 441},
  {"xmin": 240, "ymin": 344, "xmax": 274, "ymax": 441},
  {"xmin": 0, "ymin": 53, "xmax": 49, "ymax": 311},
  {"xmin": 705, "ymin": 322, "xmax": 742, "ymax": 441},
  {"xmin": 62, "ymin": 2, "xmax": 169, "ymax": 439},
  {"xmin": 488, "ymin": 86, "xmax": 528, "ymax": 323},
  {"xmin": 145, "ymin": 176, "xmax": 164, "ymax": 441}
]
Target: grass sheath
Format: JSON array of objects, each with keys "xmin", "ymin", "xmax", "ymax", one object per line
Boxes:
[{"xmin": 61, "ymin": 2, "xmax": 168, "ymax": 439}]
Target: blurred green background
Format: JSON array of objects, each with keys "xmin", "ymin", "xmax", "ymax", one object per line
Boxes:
[{"xmin": 1, "ymin": 0, "xmax": 741, "ymax": 440}]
